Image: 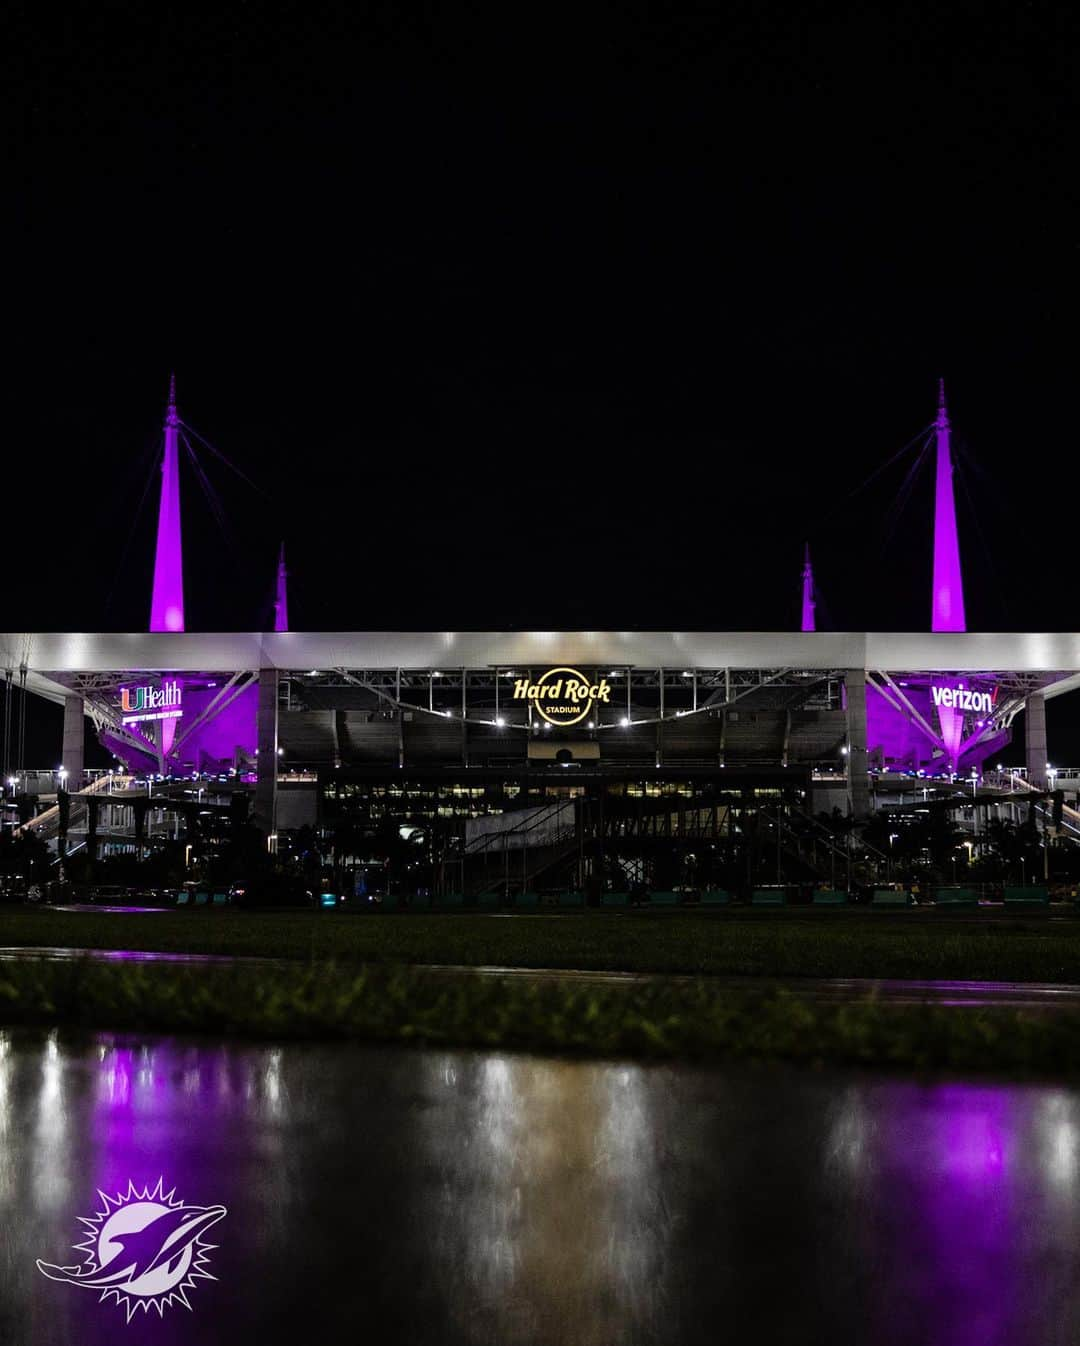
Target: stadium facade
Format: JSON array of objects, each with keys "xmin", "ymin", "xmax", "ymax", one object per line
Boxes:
[{"xmin": 2, "ymin": 380, "xmax": 1078, "ymax": 890}]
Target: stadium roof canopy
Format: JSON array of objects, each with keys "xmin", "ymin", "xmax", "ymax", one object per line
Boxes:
[{"xmin": 3, "ymin": 631, "xmax": 1079, "ymax": 707}]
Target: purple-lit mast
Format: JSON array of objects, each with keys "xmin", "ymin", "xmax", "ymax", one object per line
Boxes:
[
  {"xmin": 931, "ymin": 379, "xmax": 965, "ymax": 633},
  {"xmin": 800, "ymin": 543, "xmax": 816, "ymax": 632},
  {"xmin": 273, "ymin": 543, "xmax": 289, "ymax": 632},
  {"xmin": 149, "ymin": 374, "xmax": 185, "ymax": 633},
  {"xmin": 931, "ymin": 380, "xmax": 967, "ymax": 770}
]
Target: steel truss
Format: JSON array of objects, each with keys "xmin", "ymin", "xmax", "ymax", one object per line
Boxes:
[{"xmin": 278, "ymin": 666, "xmax": 843, "ymax": 730}]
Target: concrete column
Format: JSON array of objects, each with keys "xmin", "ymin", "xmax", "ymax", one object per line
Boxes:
[
  {"xmin": 254, "ymin": 668, "xmax": 278, "ymax": 835},
  {"xmin": 1025, "ymin": 693, "xmax": 1048, "ymax": 789},
  {"xmin": 62, "ymin": 694, "xmax": 85, "ymax": 784},
  {"xmin": 845, "ymin": 669, "xmax": 870, "ymax": 819}
]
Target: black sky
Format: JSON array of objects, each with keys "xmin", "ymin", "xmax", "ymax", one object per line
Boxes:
[{"xmin": 9, "ymin": 2, "xmax": 1077, "ymax": 638}]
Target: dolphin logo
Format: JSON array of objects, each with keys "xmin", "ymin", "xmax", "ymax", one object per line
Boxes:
[
  {"xmin": 37, "ymin": 1204, "xmax": 226, "ymax": 1288},
  {"xmin": 37, "ymin": 1181, "xmax": 226, "ymax": 1320}
]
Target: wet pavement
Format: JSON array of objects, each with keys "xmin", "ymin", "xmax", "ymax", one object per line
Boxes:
[{"xmin": 1, "ymin": 1031, "xmax": 1079, "ymax": 1345}]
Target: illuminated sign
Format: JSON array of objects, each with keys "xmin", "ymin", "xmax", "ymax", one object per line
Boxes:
[
  {"xmin": 120, "ymin": 680, "xmax": 183, "ymax": 725},
  {"xmin": 513, "ymin": 668, "xmax": 612, "ymax": 727},
  {"xmin": 931, "ymin": 684, "xmax": 996, "ymax": 716}
]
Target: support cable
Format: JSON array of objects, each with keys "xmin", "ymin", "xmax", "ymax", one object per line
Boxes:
[
  {"xmin": 180, "ymin": 420, "xmax": 270, "ymax": 497},
  {"xmin": 181, "ymin": 434, "xmax": 230, "ymax": 538}
]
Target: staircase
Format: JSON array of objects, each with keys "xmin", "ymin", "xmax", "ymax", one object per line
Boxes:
[
  {"xmin": 459, "ymin": 800, "xmax": 581, "ymax": 896},
  {"xmin": 985, "ymin": 770, "xmax": 1080, "ymax": 837},
  {"xmin": 762, "ymin": 805, "xmax": 889, "ymax": 886},
  {"xmin": 13, "ymin": 774, "xmax": 134, "ymax": 844}
]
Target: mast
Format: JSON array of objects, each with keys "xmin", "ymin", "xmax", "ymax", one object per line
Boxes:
[
  {"xmin": 149, "ymin": 374, "xmax": 185, "ymax": 633},
  {"xmin": 931, "ymin": 379, "xmax": 966, "ymax": 632},
  {"xmin": 800, "ymin": 543, "xmax": 816, "ymax": 632},
  {"xmin": 273, "ymin": 542, "xmax": 289, "ymax": 632}
]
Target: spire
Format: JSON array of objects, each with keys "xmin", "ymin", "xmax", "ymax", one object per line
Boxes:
[
  {"xmin": 149, "ymin": 374, "xmax": 185, "ymax": 633},
  {"xmin": 273, "ymin": 542, "xmax": 289, "ymax": 632},
  {"xmin": 800, "ymin": 543, "xmax": 816, "ymax": 632},
  {"xmin": 931, "ymin": 378, "xmax": 966, "ymax": 632}
]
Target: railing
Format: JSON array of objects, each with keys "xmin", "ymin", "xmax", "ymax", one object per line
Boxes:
[
  {"xmin": 463, "ymin": 800, "xmax": 576, "ymax": 856},
  {"xmin": 983, "ymin": 770, "xmax": 1080, "ymax": 836},
  {"xmin": 12, "ymin": 772, "xmax": 133, "ymax": 839},
  {"xmin": 988, "ymin": 767, "xmax": 1080, "ymax": 785}
]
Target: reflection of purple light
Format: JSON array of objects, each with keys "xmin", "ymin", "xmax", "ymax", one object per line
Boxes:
[
  {"xmin": 90, "ymin": 907, "xmax": 171, "ymax": 916},
  {"xmin": 863, "ymin": 1080, "xmax": 1020, "ymax": 1346}
]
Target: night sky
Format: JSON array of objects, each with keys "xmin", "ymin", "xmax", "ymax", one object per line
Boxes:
[{"xmin": 8, "ymin": 4, "xmax": 1078, "ymax": 757}]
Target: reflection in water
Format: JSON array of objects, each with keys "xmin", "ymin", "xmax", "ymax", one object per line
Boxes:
[
  {"xmin": 412, "ymin": 1053, "xmax": 671, "ymax": 1343},
  {"xmin": 0, "ymin": 1033, "xmax": 1078, "ymax": 1345}
]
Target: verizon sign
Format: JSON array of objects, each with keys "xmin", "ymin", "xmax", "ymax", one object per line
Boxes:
[{"xmin": 931, "ymin": 684, "xmax": 996, "ymax": 715}]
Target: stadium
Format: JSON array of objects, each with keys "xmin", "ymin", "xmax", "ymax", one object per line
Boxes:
[{"xmin": 2, "ymin": 379, "xmax": 1078, "ymax": 899}]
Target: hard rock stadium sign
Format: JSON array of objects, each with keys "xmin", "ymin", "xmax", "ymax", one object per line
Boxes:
[{"xmin": 513, "ymin": 668, "xmax": 612, "ymax": 727}]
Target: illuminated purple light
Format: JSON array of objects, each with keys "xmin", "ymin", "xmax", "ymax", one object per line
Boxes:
[
  {"xmin": 273, "ymin": 542, "xmax": 289, "ymax": 632},
  {"xmin": 932, "ymin": 380, "xmax": 966, "ymax": 633},
  {"xmin": 150, "ymin": 375, "xmax": 185, "ymax": 634},
  {"xmin": 800, "ymin": 543, "xmax": 815, "ymax": 632}
]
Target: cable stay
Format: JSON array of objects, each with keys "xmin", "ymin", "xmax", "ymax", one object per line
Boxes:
[
  {"xmin": 878, "ymin": 431, "xmax": 934, "ymax": 548},
  {"xmin": 180, "ymin": 419, "xmax": 269, "ymax": 497}
]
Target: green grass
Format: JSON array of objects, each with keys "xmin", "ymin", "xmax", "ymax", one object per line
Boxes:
[
  {"xmin": 2, "ymin": 906, "xmax": 1080, "ymax": 982},
  {"xmin": 2, "ymin": 956, "xmax": 1079, "ymax": 1073}
]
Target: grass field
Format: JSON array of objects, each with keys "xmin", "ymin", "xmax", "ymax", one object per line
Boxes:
[
  {"xmin": 2, "ymin": 956, "xmax": 1080, "ymax": 1073},
  {"xmin": 1, "ymin": 905, "xmax": 1079, "ymax": 982}
]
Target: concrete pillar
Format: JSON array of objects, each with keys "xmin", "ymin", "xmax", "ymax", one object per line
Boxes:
[
  {"xmin": 845, "ymin": 669, "xmax": 870, "ymax": 819},
  {"xmin": 254, "ymin": 667, "xmax": 278, "ymax": 835},
  {"xmin": 1026, "ymin": 693, "xmax": 1048, "ymax": 789},
  {"xmin": 62, "ymin": 694, "xmax": 85, "ymax": 785}
]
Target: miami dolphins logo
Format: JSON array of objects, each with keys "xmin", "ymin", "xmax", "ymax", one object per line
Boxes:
[{"xmin": 37, "ymin": 1179, "xmax": 226, "ymax": 1322}]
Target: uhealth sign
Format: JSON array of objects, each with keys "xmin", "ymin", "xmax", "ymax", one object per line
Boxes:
[
  {"xmin": 120, "ymin": 680, "xmax": 183, "ymax": 726},
  {"xmin": 513, "ymin": 668, "xmax": 612, "ymax": 727}
]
